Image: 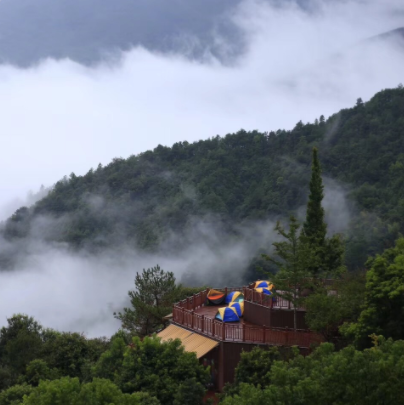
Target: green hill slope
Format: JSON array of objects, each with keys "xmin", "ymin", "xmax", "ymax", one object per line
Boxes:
[{"xmin": 2, "ymin": 86, "xmax": 404, "ymax": 271}]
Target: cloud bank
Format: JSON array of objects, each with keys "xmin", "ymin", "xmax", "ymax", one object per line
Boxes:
[
  {"xmin": 0, "ymin": 177, "xmax": 352, "ymax": 338},
  {"xmin": 0, "ymin": 215, "xmax": 281, "ymax": 337}
]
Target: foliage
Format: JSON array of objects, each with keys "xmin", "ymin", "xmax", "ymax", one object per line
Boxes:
[
  {"xmin": 221, "ymin": 337, "xmax": 404, "ymax": 405},
  {"xmin": 172, "ymin": 378, "xmax": 206, "ymax": 405},
  {"xmin": 21, "ymin": 377, "xmax": 159, "ymax": 405},
  {"xmin": 304, "ymin": 273, "xmax": 366, "ymax": 344},
  {"xmin": 0, "ymin": 316, "xmax": 111, "ymax": 391},
  {"xmin": 301, "ymin": 147, "xmax": 345, "ymax": 276},
  {"xmin": 263, "ymin": 216, "xmax": 316, "ymax": 330},
  {"xmin": 23, "ymin": 360, "xmax": 60, "ymax": 387},
  {"xmin": 0, "ymin": 315, "xmax": 44, "ymax": 378},
  {"xmin": 92, "ymin": 336, "xmax": 127, "ymax": 381},
  {"xmin": 0, "ymin": 383, "xmax": 33, "ymax": 405},
  {"xmin": 221, "ymin": 346, "xmax": 284, "ymax": 399},
  {"xmin": 302, "ymin": 148, "xmax": 326, "ymax": 251},
  {"xmin": 342, "ymin": 237, "xmax": 404, "ymax": 348},
  {"xmin": 41, "ymin": 332, "xmax": 107, "ymax": 380},
  {"xmin": 115, "ymin": 265, "xmax": 202, "ymax": 336},
  {"xmin": 117, "ymin": 335, "xmax": 209, "ymax": 405}
]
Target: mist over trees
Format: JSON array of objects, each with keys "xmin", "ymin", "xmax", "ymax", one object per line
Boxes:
[{"xmin": 1, "ymin": 86, "xmax": 404, "ymax": 278}]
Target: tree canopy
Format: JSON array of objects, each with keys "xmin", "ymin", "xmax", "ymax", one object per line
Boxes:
[
  {"xmin": 221, "ymin": 337, "xmax": 404, "ymax": 405},
  {"xmin": 342, "ymin": 237, "xmax": 404, "ymax": 348}
]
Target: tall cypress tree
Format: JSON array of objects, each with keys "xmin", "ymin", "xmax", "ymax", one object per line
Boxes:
[
  {"xmin": 302, "ymin": 148, "xmax": 345, "ymax": 277},
  {"xmin": 303, "ymin": 147, "xmax": 327, "ymax": 245}
]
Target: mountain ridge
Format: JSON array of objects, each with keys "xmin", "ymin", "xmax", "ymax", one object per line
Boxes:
[{"xmin": 1, "ymin": 86, "xmax": 404, "ymax": 275}]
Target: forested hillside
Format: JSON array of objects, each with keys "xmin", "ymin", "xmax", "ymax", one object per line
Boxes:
[{"xmin": 2, "ymin": 86, "xmax": 404, "ymax": 272}]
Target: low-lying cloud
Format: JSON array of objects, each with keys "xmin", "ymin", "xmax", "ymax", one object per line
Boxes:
[
  {"xmin": 0, "ymin": 175, "xmax": 353, "ymax": 338},
  {"xmin": 0, "ymin": 215, "xmax": 281, "ymax": 337},
  {"xmin": 1, "ymin": 0, "xmax": 403, "ymax": 216}
]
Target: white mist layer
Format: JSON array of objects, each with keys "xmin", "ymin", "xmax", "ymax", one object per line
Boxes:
[
  {"xmin": 0, "ymin": 177, "xmax": 351, "ymax": 338},
  {"xmin": 0, "ymin": 0, "xmax": 403, "ymax": 216}
]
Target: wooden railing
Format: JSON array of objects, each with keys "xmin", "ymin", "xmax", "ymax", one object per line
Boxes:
[
  {"xmin": 243, "ymin": 287, "xmax": 304, "ymax": 310},
  {"xmin": 172, "ymin": 304, "xmax": 322, "ymax": 348},
  {"xmin": 176, "ymin": 289, "xmax": 210, "ymax": 311}
]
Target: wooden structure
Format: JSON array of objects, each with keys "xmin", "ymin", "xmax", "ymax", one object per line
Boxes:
[{"xmin": 159, "ymin": 285, "xmax": 324, "ymax": 391}]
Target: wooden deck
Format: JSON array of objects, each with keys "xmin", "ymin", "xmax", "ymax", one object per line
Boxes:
[
  {"xmin": 172, "ymin": 289, "xmax": 323, "ymax": 348},
  {"xmin": 193, "ymin": 305, "xmax": 256, "ymax": 328}
]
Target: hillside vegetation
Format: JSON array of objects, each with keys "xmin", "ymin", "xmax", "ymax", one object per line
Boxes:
[{"xmin": 2, "ymin": 86, "xmax": 404, "ymax": 272}]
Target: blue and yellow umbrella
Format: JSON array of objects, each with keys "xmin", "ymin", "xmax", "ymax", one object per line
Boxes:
[
  {"xmin": 255, "ymin": 287, "xmax": 273, "ymax": 296},
  {"xmin": 228, "ymin": 301, "xmax": 244, "ymax": 317},
  {"xmin": 225, "ymin": 291, "xmax": 244, "ymax": 304},
  {"xmin": 253, "ymin": 280, "xmax": 274, "ymax": 290},
  {"xmin": 215, "ymin": 307, "xmax": 240, "ymax": 322}
]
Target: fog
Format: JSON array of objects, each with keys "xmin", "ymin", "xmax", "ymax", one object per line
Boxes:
[
  {"xmin": 1, "ymin": 0, "xmax": 403, "ymax": 217},
  {"xmin": 0, "ymin": 0, "xmax": 403, "ymax": 336},
  {"xmin": 0, "ymin": 216, "xmax": 281, "ymax": 337},
  {"xmin": 0, "ymin": 179, "xmax": 351, "ymax": 337}
]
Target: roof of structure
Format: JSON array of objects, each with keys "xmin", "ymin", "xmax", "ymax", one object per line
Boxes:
[{"xmin": 157, "ymin": 324, "xmax": 219, "ymax": 358}]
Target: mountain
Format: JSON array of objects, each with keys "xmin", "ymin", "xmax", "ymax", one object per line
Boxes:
[{"xmin": 2, "ymin": 86, "xmax": 404, "ymax": 273}]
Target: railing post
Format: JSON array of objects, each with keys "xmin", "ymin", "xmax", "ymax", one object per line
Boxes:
[
  {"xmin": 193, "ymin": 294, "xmax": 196, "ymax": 310},
  {"xmin": 263, "ymin": 325, "xmax": 266, "ymax": 343},
  {"xmin": 212, "ymin": 321, "xmax": 215, "ymax": 337},
  {"xmin": 222, "ymin": 323, "xmax": 226, "ymax": 341},
  {"xmin": 181, "ymin": 307, "xmax": 185, "ymax": 324},
  {"xmin": 242, "ymin": 323, "xmax": 246, "ymax": 342},
  {"xmin": 201, "ymin": 315, "xmax": 205, "ymax": 333},
  {"xmin": 191, "ymin": 310, "xmax": 194, "ymax": 329}
]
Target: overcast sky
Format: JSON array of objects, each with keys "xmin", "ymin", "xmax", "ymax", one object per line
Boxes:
[{"xmin": 0, "ymin": 0, "xmax": 403, "ymax": 219}]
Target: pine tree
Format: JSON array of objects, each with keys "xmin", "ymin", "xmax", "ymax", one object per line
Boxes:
[
  {"xmin": 303, "ymin": 147, "xmax": 326, "ymax": 245},
  {"xmin": 302, "ymin": 148, "xmax": 345, "ymax": 277}
]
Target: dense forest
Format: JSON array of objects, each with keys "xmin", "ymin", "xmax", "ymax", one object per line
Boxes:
[{"xmin": 2, "ymin": 86, "xmax": 404, "ymax": 276}]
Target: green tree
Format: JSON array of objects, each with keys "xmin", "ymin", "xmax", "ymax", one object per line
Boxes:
[
  {"xmin": 42, "ymin": 332, "xmax": 99, "ymax": 380},
  {"xmin": 23, "ymin": 377, "xmax": 80, "ymax": 405},
  {"xmin": 23, "ymin": 360, "xmax": 60, "ymax": 386},
  {"xmin": 221, "ymin": 346, "xmax": 284, "ymax": 399},
  {"xmin": 92, "ymin": 336, "xmax": 127, "ymax": 382},
  {"xmin": 302, "ymin": 147, "xmax": 326, "ymax": 274},
  {"xmin": 221, "ymin": 337, "xmax": 404, "ymax": 405},
  {"xmin": 0, "ymin": 383, "xmax": 33, "ymax": 405},
  {"xmin": 304, "ymin": 273, "xmax": 365, "ymax": 344},
  {"xmin": 0, "ymin": 315, "xmax": 44, "ymax": 378},
  {"xmin": 21, "ymin": 377, "xmax": 159, "ymax": 405},
  {"xmin": 118, "ymin": 335, "xmax": 209, "ymax": 405},
  {"xmin": 342, "ymin": 237, "xmax": 404, "ymax": 348},
  {"xmin": 114, "ymin": 265, "xmax": 199, "ymax": 336},
  {"xmin": 77, "ymin": 378, "xmax": 160, "ymax": 405},
  {"xmin": 173, "ymin": 378, "xmax": 205, "ymax": 405},
  {"xmin": 301, "ymin": 147, "xmax": 345, "ymax": 276},
  {"xmin": 263, "ymin": 216, "xmax": 316, "ymax": 331}
]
